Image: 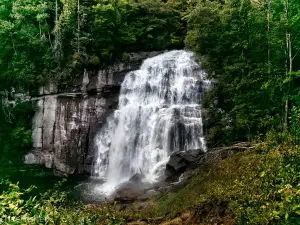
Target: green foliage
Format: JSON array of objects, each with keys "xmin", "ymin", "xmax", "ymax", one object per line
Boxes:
[
  {"xmin": 0, "ymin": 179, "xmax": 125, "ymax": 225},
  {"xmin": 290, "ymin": 106, "xmax": 300, "ymax": 146},
  {"xmin": 0, "ymin": 100, "xmax": 35, "ymax": 171},
  {"xmin": 0, "ymin": 0, "xmax": 57, "ymax": 90},
  {"xmin": 233, "ymin": 146, "xmax": 300, "ymax": 224},
  {"xmin": 52, "ymin": 0, "xmax": 186, "ymax": 78},
  {"xmin": 185, "ymin": 0, "xmax": 300, "ymax": 146},
  {"xmin": 126, "ymin": 144, "xmax": 300, "ymax": 224},
  {"xmin": 0, "ymin": 0, "xmax": 185, "ymax": 91}
]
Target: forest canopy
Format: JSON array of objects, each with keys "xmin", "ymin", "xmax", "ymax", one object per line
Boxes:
[
  {"xmin": 185, "ymin": 0, "xmax": 300, "ymax": 145},
  {"xmin": 1, "ymin": 0, "xmax": 300, "ymax": 157},
  {"xmin": 0, "ymin": 0, "xmax": 186, "ymax": 165},
  {"xmin": 0, "ymin": 0, "xmax": 186, "ymax": 91}
]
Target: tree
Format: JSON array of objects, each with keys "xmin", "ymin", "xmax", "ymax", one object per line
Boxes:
[
  {"xmin": 0, "ymin": 0, "xmax": 56, "ymax": 91},
  {"xmin": 185, "ymin": 0, "xmax": 299, "ymax": 145}
]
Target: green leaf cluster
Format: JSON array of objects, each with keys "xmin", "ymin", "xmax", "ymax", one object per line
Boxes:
[
  {"xmin": 185, "ymin": 0, "xmax": 300, "ymax": 145},
  {"xmin": 0, "ymin": 179, "xmax": 125, "ymax": 224},
  {"xmin": 0, "ymin": 100, "xmax": 35, "ymax": 173}
]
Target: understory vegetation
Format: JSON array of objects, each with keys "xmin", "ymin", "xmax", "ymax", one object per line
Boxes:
[
  {"xmin": 0, "ymin": 180, "xmax": 125, "ymax": 224},
  {"xmin": 1, "ymin": 0, "xmax": 300, "ymax": 224},
  {"xmin": 1, "ymin": 140, "xmax": 299, "ymax": 224},
  {"xmin": 128, "ymin": 140, "xmax": 300, "ymax": 224},
  {"xmin": 186, "ymin": 0, "xmax": 300, "ymax": 146}
]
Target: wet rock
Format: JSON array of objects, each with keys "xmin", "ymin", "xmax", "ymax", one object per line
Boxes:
[
  {"xmin": 53, "ymin": 170, "xmax": 68, "ymax": 177},
  {"xmin": 129, "ymin": 173, "xmax": 145, "ymax": 183},
  {"xmin": 114, "ymin": 188, "xmax": 144, "ymax": 203},
  {"xmin": 165, "ymin": 149, "xmax": 204, "ymax": 182},
  {"xmin": 176, "ymin": 149, "xmax": 204, "ymax": 163},
  {"xmin": 167, "ymin": 155, "xmax": 187, "ymax": 172},
  {"xmin": 24, "ymin": 151, "xmax": 53, "ymax": 168},
  {"xmin": 24, "ymin": 151, "xmax": 44, "ymax": 165},
  {"xmin": 137, "ymin": 190, "xmax": 158, "ymax": 201}
]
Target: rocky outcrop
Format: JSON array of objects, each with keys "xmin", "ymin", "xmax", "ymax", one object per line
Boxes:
[
  {"xmin": 164, "ymin": 143, "xmax": 251, "ymax": 182},
  {"xmin": 25, "ymin": 52, "xmax": 161, "ymax": 175},
  {"xmin": 165, "ymin": 149, "xmax": 205, "ymax": 182}
]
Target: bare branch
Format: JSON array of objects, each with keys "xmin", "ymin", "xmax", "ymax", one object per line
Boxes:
[
  {"xmin": 292, "ymin": 47, "xmax": 300, "ymax": 61},
  {"xmin": 292, "ymin": 31, "xmax": 300, "ymax": 44}
]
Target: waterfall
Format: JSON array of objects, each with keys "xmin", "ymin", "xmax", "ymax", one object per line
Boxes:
[{"xmin": 93, "ymin": 50, "xmax": 210, "ymax": 195}]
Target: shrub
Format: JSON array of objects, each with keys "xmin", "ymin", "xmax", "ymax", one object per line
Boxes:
[{"xmin": 0, "ymin": 180, "xmax": 125, "ymax": 225}]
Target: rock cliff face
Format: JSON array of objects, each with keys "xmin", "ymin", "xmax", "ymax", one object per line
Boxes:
[{"xmin": 25, "ymin": 52, "xmax": 161, "ymax": 175}]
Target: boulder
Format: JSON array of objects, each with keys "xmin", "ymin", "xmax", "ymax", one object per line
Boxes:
[
  {"xmin": 114, "ymin": 187, "xmax": 144, "ymax": 204},
  {"xmin": 24, "ymin": 151, "xmax": 53, "ymax": 168},
  {"xmin": 129, "ymin": 173, "xmax": 145, "ymax": 183},
  {"xmin": 165, "ymin": 149, "xmax": 205, "ymax": 182},
  {"xmin": 137, "ymin": 190, "xmax": 158, "ymax": 201},
  {"xmin": 174, "ymin": 149, "xmax": 204, "ymax": 163},
  {"xmin": 166, "ymin": 155, "xmax": 187, "ymax": 172}
]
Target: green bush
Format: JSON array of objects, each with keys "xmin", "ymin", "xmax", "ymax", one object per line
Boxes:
[
  {"xmin": 0, "ymin": 101, "xmax": 35, "ymax": 172},
  {"xmin": 0, "ymin": 179, "xmax": 125, "ymax": 225}
]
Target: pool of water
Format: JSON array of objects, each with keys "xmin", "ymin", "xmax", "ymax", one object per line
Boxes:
[
  {"xmin": 0, "ymin": 165, "xmax": 146, "ymax": 204},
  {"xmin": 0, "ymin": 165, "xmax": 88, "ymax": 200}
]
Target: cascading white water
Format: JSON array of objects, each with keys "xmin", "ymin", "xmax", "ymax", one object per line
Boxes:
[{"xmin": 93, "ymin": 50, "xmax": 210, "ymax": 195}]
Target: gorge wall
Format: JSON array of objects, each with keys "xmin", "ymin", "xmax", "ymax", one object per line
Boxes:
[{"xmin": 25, "ymin": 52, "xmax": 161, "ymax": 175}]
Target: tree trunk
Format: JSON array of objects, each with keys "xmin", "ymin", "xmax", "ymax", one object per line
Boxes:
[
  {"xmin": 267, "ymin": 0, "xmax": 271, "ymax": 74},
  {"xmin": 77, "ymin": 0, "xmax": 80, "ymax": 54},
  {"xmin": 284, "ymin": 0, "xmax": 292, "ymax": 131},
  {"xmin": 56, "ymin": 0, "xmax": 58, "ymax": 22}
]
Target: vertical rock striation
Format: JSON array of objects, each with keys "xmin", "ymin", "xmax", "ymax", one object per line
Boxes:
[{"xmin": 25, "ymin": 52, "xmax": 161, "ymax": 175}]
